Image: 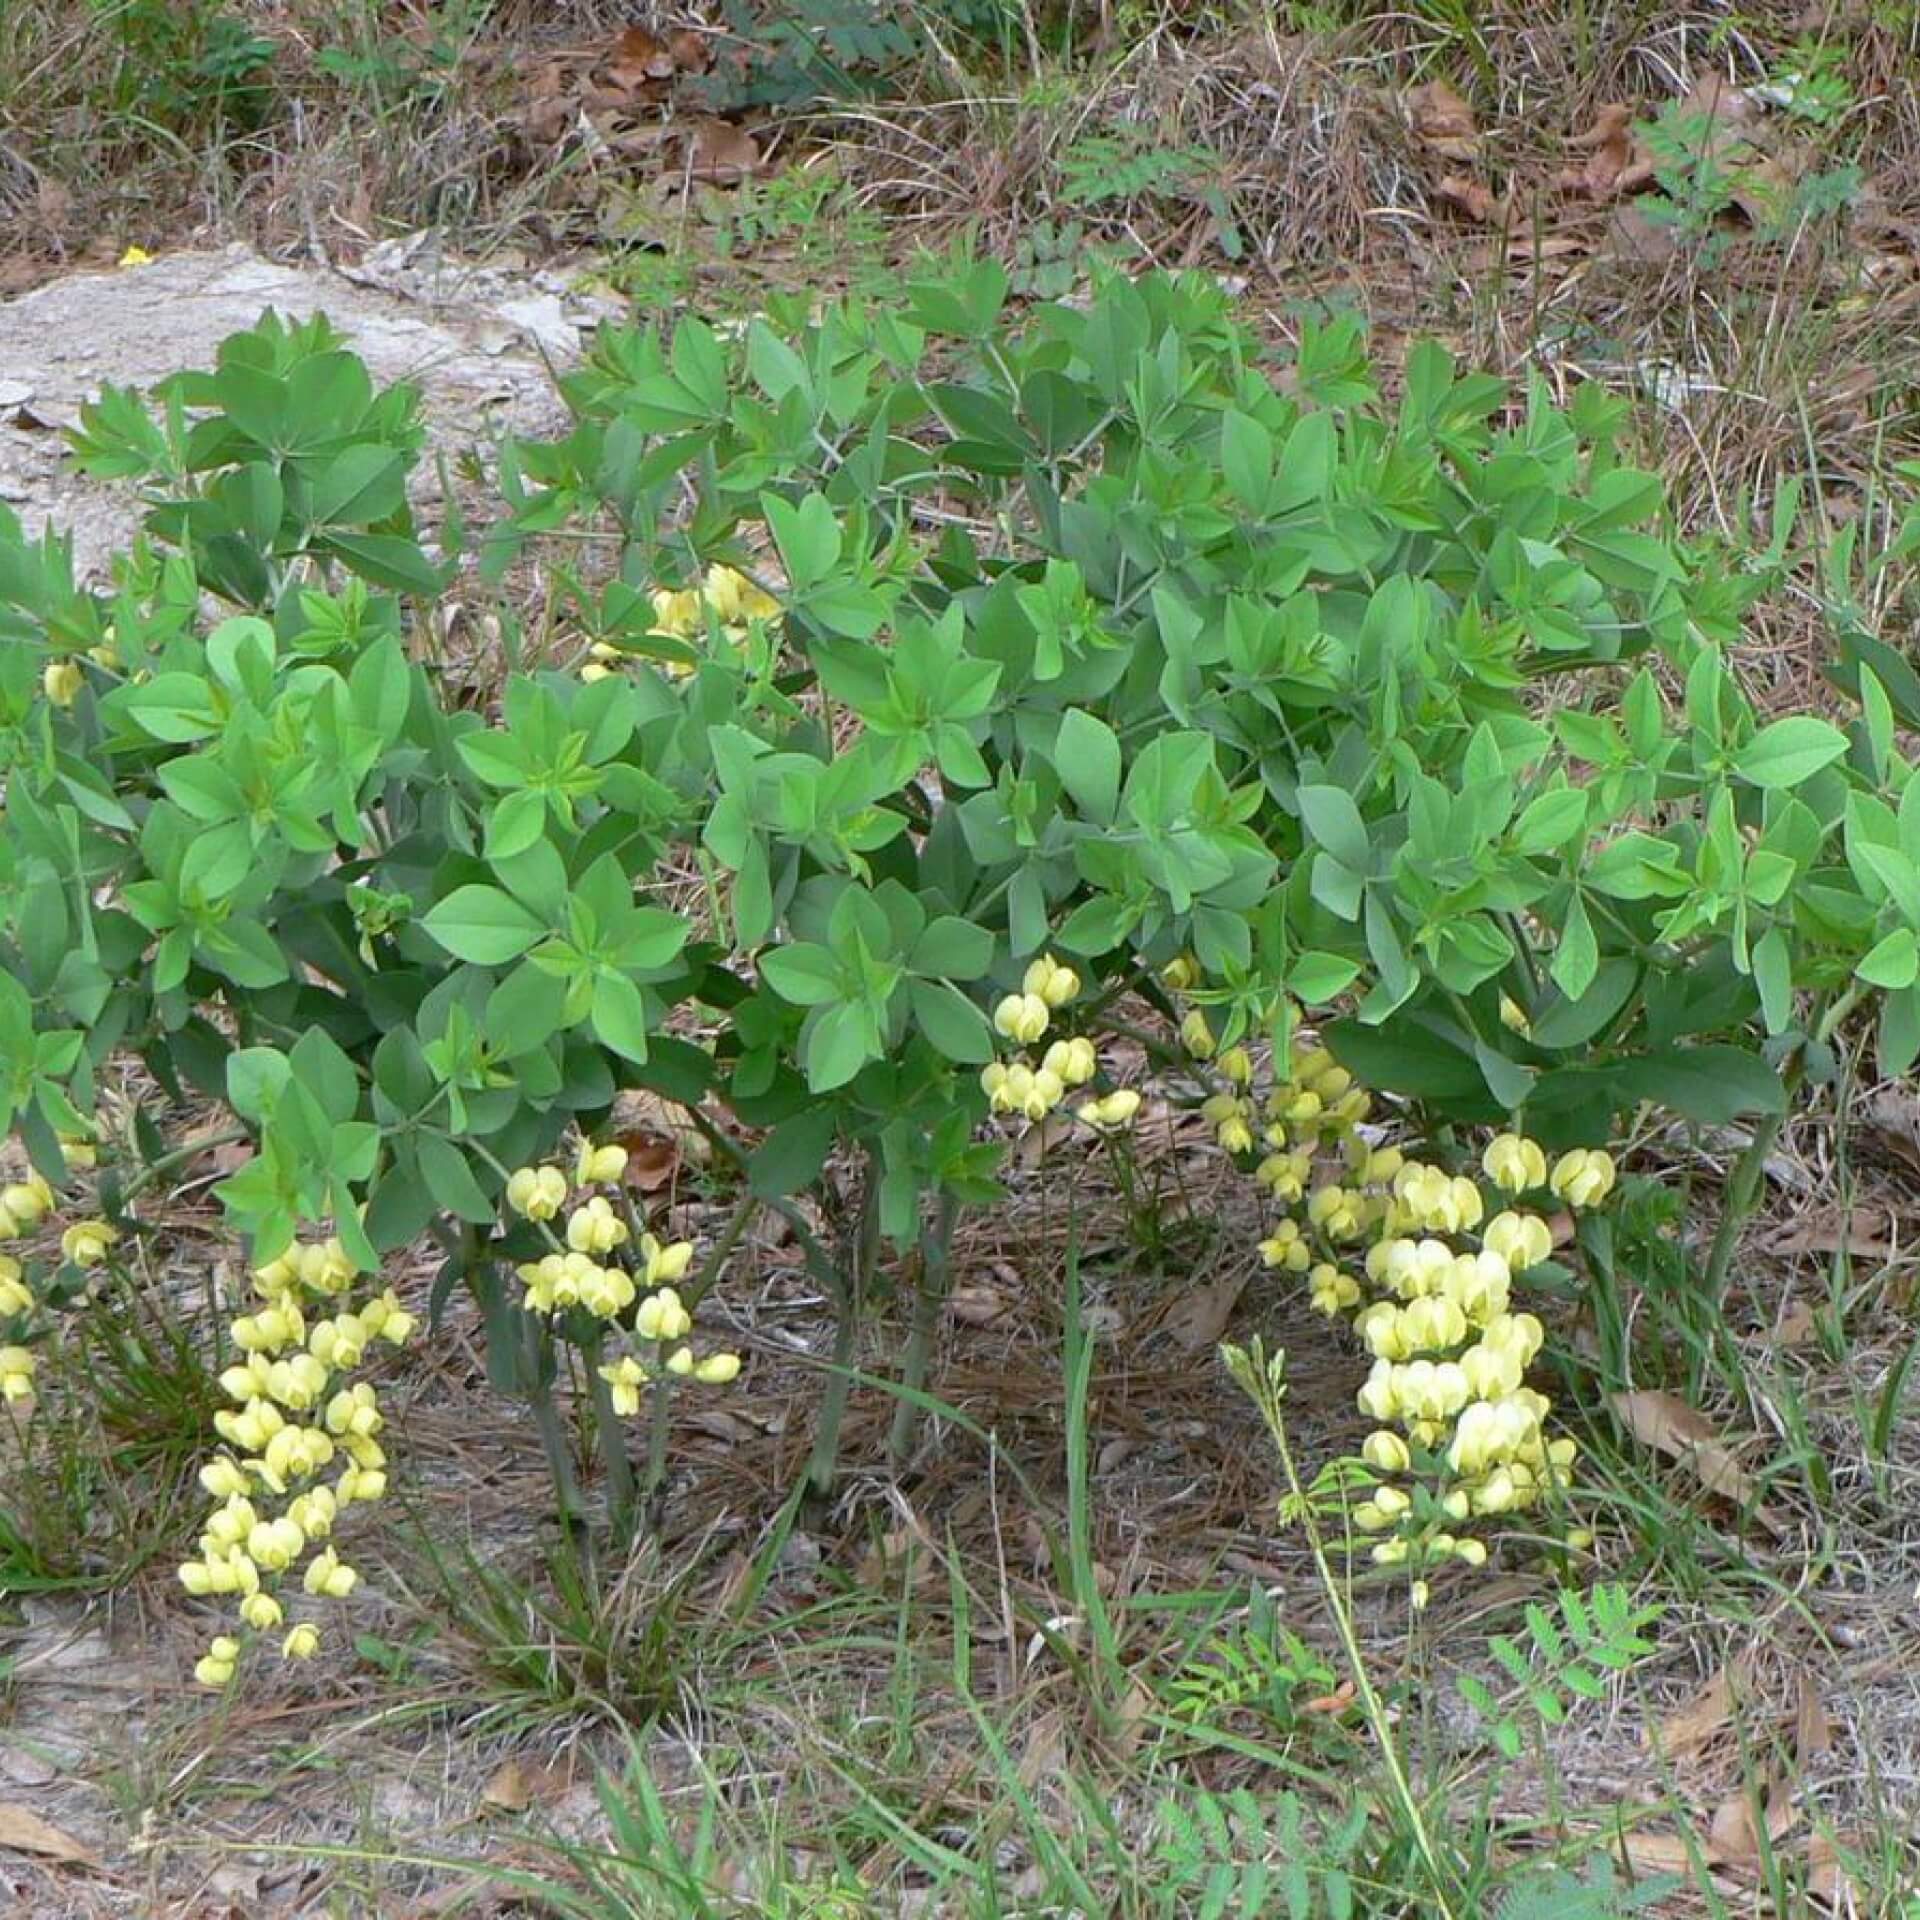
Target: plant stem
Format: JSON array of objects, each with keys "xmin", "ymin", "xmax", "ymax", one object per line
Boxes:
[
  {"xmin": 1701, "ymin": 1105, "xmax": 1785, "ymax": 1301},
  {"xmin": 527, "ymin": 1325, "xmax": 583, "ymax": 1527},
  {"xmin": 583, "ymin": 1329, "xmax": 638, "ymax": 1548},
  {"xmin": 806, "ymin": 1152, "xmax": 878, "ymax": 1503},
  {"xmin": 888, "ymin": 1191, "xmax": 957, "ymax": 1473},
  {"xmin": 644, "ymin": 1359, "xmax": 674, "ymax": 1535}
]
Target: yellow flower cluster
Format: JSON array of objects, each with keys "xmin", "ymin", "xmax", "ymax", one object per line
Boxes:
[
  {"xmin": 978, "ymin": 955, "xmax": 1140, "ymax": 1133},
  {"xmin": 1233, "ymin": 1101, "xmax": 1618, "ymax": 1577},
  {"xmin": 580, "ymin": 565, "xmax": 782, "ymax": 683},
  {"xmin": 505, "ymin": 1142, "xmax": 742, "ymax": 1416},
  {"xmin": 182, "ymin": 1234, "xmax": 414, "ymax": 1683}
]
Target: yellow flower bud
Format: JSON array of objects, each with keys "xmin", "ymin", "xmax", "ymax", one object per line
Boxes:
[
  {"xmin": 60, "ymin": 1219, "xmax": 118, "ymax": 1267},
  {"xmin": 0, "ymin": 1181, "xmax": 52, "ymax": 1229},
  {"xmin": 1077, "ymin": 1089, "xmax": 1140, "ymax": 1130},
  {"xmin": 1218, "ymin": 1046, "xmax": 1253, "ymax": 1087},
  {"xmin": 194, "ymin": 1650, "xmax": 237, "ymax": 1689},
  {"xmin": 694, "ymin": 1352, "xmax": 740, "ymax": 1385},
  {"xmin": 575, "ymin": 1141, "xmax": 629, "ymax": 1187},
  {"xmin": 1498, "ymin": 994, "xmax": 1532, "ymax": 1036},
  {"xmin": 282, "ymin": 1624, "xmax": 321, "ymax": 1661},
  {"xmin": 43, "ymin": 660, "xmax": 84, "ymax": 708},
  {"xmin": 1180, "ymin": 1010, "xmax": 1215, "ymax": 1059},
  {"xmin": 1549, "ymin": 1148, "xmax": 1616, "ymax": 1209},
  {"xmin": 1361, "ymin": 1429, "xmax": 1410, "ymax": 1474},
  {"xmin": 1161, "ymin": 955, "xmax": 1199, "ymax": 991},
  {"xmin": 1483, "ymin": 1133, "xmax": 1548, "ymax": 1195},
  {"xmin": 241, "ymin": 1592, "xmax": 284, "ymax": 1631}
]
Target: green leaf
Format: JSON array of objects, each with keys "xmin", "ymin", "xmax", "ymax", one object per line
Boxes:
[
  {"xmin": 1549, "ymin": 893, "xmax": 1599, "ymax": 1002},
  {"xmin": 417, "ymin": 1135, "xmax": 496, "ymax": 1224},
  {"xmin": 802, "ymin": 1001, "xmax": 874, "ymax": 1091},
  {"xmin": 1857, "ymin": 926, "xmax": 1919, "ymax": 991},
  {"xmin": 749, "ymin": 1106, "xmax": 838, "ymax": 1199},
  {"xmin": 484, "ymin": 788, "xmax": 548, "ymax": 863},
  {"xmin": 759, "ymin": 943, "xmax": 844, "ymax": 1006},
  {"xmin": 1288, "ymin": 951, "xmax": 1362, "ymax": 1005},
  {"xmin": 1053, "ymin": 708, "xmax": 1122, "ymax": 825},
  {"xmin": 1528, "ymin": 959, "xmax": 1638, "ymax": 1051},
  {"xmin": 307, "ymin": 443, "xmax": 408, "ymax": 527},
  {"xmin": 1733, "ymin": 716, "xmax": 1848, "ymax": 790},
  {"xmin": 421, "ymin": 886, "xmax": 547, "ymax": 964},
  {"xmin": 590, "ymin": 969, "xmax": 651, "ymax": 1063},
  {"xmin": 1752, "ymin": 925, "xmax": 1794, "ymax": 1034},
  {"xmin": 910, "ymin": 916, "xmax": 994, "ymax": 980},
  {"xmin": 910, "ymin": 979, "xmax": 992, "ymax": 1063},
  {"xmin": 1610, "ymin": 1047, "xmax": 1784, "ymax": 1125},
  {"xmin": 1297, "ymin": 784, "xmax": 1370, "ymax": 875}
]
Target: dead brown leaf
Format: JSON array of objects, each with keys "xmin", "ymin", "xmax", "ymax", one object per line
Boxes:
[
  {"xmin": 1436, "ymin": 174, "xmax": 1506, "ymax": 224},
  {"xmin": 620, "ymin": 1137, "xmax": 681, "ymax": 1194},
  {"xmin": 1303, "ymin": 1678, "xmax": 1357, "ymax": 1715},
  {"xmin": 1793, "ymin": 1669, "xmax": 1832, "ymax": 1761},
  {"xmin": 1408, "ymin": 80, "xmax": 1479, "ymax": 161},
  {"xmin": 1609, "ymin": 1390, "xmax": 1781, "ymax": 1531},
  {"xmin": 480, "ymin": 1756, "xmax": 570, "ymax": 1814},
  {"xmin": 1774, "ymin": 1299, "xmax": 1819, "ymax": 1347},
  {"xmin": 946, "ymin": 1284, "xmax": 1010, "ymax": 1328},
  {"xmin": 1651, "ymin": 1654, "xmax": 1749, "ymax": 1760},
  {"xmin": 1162, "ymin": 1272, "xmax": 1248, "ymax": 1351},
  {"xmin": 606, "ymin": 25, "xmax": 676, "ymax": 92},
  {"xmin": 0, "ymin": 1803, "xmax": 97, "ymax": 1867},
  {"xmin": 686, "ymin": 119, "xmax": 762, "ymax": 185},
  {"xmin": 1769, "ymin": 1205, "xmax": 1902, "ymax": 1261},
  {"xmin": 1558, "ymin": 103, "xmax": 1656, "ymax": 199},
  {"xmin": 667, "ymin": 30, "xmax": 712, "ymax": 74}
]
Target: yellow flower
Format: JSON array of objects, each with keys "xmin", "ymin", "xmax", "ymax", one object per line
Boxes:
[
  {"xmin": 566, "ymin": 1195, "xmax": 630, "ymax": 1256},
  {"xmin": 304, "ymin": 1547, "xmax": 358, "ymax": 1598},
  {"xmin": 42, "ymin": 660, "xmax": 84, "ymax": 708},
  {"xmin": 0, "ymin": 1345, "xmax": 36, "ymax": 1400},
  {"xmin": 600, "ymin": 1354, "xmax": 649, "ymax": 1416},
  {"xmin": 694, "ymin": 1352, "xmax": 740, "ymax": 1384},
  {"xmin": 575, "ymin": 1141, "xmax": 629, "ymax": 1187},
  {"xmin": 1361, "ymin": 1429, "xmax": 1410, "ymax": 1474},
  {"xmin": 1307, "ymin": 1262, "xmax": 1358, "ymax": 1316},
  {"xmin": 1218, "ymin": 1116, "xmax": 1254, "ymax": 1155},
  {"xmin": 1042, "ymin": 1037, "xmax": 1098, "ymax": 1087},
  {"xmin": 0, "ymin": 1256, "xmax": 29, "ymax": 1317},
  {"xmin": 992, "ymin": 992, "xmax": 1050, "ymax": 1046},
  {"xmin": 1482, "ymin": 1210, "xmax": 1552, "ymax": 1273},
  {"xmin": 1077, "ymin": 1089, "xmax": 1140, "ymax": 1130},
  {"xmin": 193, "ymin": 1636, "xmax": 240, "ymax": 1688},
  {"xmin": 649, "ymin": 586, "xmax": 705, "ymax": 639},
  {"xmin": 1022, "ymin": 954, "xmax": 1079, "ymax": 1008},
  {"xmin": 1549, "ymin": 1148, "xmax": 1616, "ymax": 1209},
  {"xmin": 1179, "ymin": 1010, "xmax": 1215, "ymax": 1059},
  {"xmin": 1498, "ymin": 994, "xmax": 1532, "ymax": 1037},
  {"xmin": 1161, "ymin": 955, "xmax": 1199, "ymax": 991},
  {"xmin": 282, "ymin": 1624, "xmax": 321, "ymax": 1661},
  {"xmin": 60, "ymin": 1219, "xmax": 118, "ymax": 1266},
  {"xmin": 703, "ymin": 563, "xmax": 779, "ymax": 625},
  {"xmin": 635, "ymin": 1287, "xmax": 692, "ymax": 1344},
  {"xmin": 118, "ymin": 245, "xmax": 155, "ymax": 268},
  {"xmin": 241, "ymin": 1592, "xmax": 284, "ymax": 1631},
  {"xmin": 1258, "ymin": 1223, "xmax": 1311, "ymax": 1273},
  {"xmin": 0, "ymin": 1174, "xmax": 55, "ymax": 1231},
  {"xmin": 506, "ymin": 1165, "xmax": 568, "ymax": 1221},
  {"xmin": 1483, "ymin": 1133, "xmax": 1547, "ymax": 1194},
  {"xmin": 1218, "ymin": 1046, "xmax": 1253, "ymax": 1087}
]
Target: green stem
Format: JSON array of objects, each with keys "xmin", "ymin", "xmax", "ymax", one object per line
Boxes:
[
  {"xmin": 1701, "ymin": 1101, "xmax": 1787, "ymax": 1301},
  {"xmin": 526, "ymin": 1323, "xmax": 584, "ymax": 1526},
  {"xmin": 644, "ymin": 1359, "xmax": 674, "ymax": 1535},
  {"xmin": 806, "ymin": 1153, "xmax": 878, "ymax": 1503},
  {"xmin": 584, "ymin": 1328, "xmax": 638, "ymax": 1547},
  {"xmin": 117, "ymin": 1126, "xmax": 251, "ymax": 1207},
  {"xmin": 888, "ymin": 1192, "xmax": 957, "ymax": 1473}
]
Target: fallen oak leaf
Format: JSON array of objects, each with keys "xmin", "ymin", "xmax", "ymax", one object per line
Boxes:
[
  {"xmin": 1558, "ymin": 103, "xmax": 1656, "ymax": 199},
  {"xmin": 605, "ymin": 25, "xmax": 676, "ymax": 92},
  {"xmin": 1609, "ymin": 1389, "xmax": 1783, "ymax": 1533},
  {"xmin": 1650, "ymin": 1653, "xmax": 1751, "ymax": 1761},
  {"xmin": 1162, "ymin": 1272, "xmax": 1248, "ymax": 1351},
  {"xmin": 686, "ymin": 119, "xmax": 762, "ymax": 185},
  {"xmin": 1407, "ymin": 79, "xmax": 1480, "ymax": 161},
  {"xmin": 0, "ymin": 1803, "xmax": 97, "ymax": 1867},
  {"xmin": 1436, "ymin": 174, "xmax": 1507, "ymax": 224}
]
